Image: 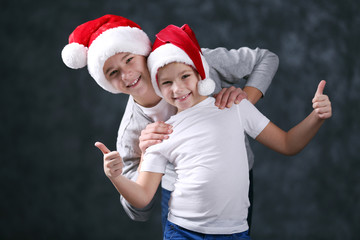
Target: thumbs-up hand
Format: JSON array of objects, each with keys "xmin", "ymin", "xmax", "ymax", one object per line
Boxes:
[
  {"xmin": 95, "ymin": 141, "xmax": 123, "ymax": 179},
  {"xmin": 312, "ymin": 80, "xmax": 332, "ymax": 119}
]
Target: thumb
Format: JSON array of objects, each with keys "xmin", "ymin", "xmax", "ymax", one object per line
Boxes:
[
  {"xmin": 94, "ymin": 141, "xmax": 111, "ymax": 155},
  {"xmin": 315, "ymin": 80, "xmax": 326, "ymax": 96}
]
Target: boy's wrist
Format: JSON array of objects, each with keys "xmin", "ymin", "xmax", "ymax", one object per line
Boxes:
[{"xmin": 243, "ymin": 86, "xmax": 263, "ymax": 105}]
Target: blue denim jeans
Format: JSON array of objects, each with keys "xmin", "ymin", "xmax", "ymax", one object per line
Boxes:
[
  {"xmin": 164, "ymin": 220, "xmax": 251, "ymax": 240},
  {"xmin": 161, "ymin": 188, "xmax": 172, "ymax": 233}
]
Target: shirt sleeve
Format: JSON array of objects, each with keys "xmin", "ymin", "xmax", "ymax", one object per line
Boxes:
[
  {"xmin": 116, "ymin": 96, "xmax": 156, "ymax": 221},
  {"xmin": 116, "ymin": 96, "xmax": 140, "ymax": 182},
  {"xmin": 237, "ymin": 99, "xmax": 270, "ymax": 139},
  {"xmin": 141, "ymin": 145, "xmax": 168, "ymax": 174},
  {"xmin": 202, "ymin": 47, "xmax": 279, "ymax": 96}
]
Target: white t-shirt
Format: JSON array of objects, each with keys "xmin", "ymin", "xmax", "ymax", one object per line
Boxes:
[
  {"xmin": 138, "ymin": 98, "xmax": 176, "ymax": 123},
  {"xmin": 141, "ymin": 97, "xmax": 270, "ymax": 234}
]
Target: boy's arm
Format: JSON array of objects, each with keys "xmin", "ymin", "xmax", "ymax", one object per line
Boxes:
[
  {"xmin": 203, "ymin": 47, "xmax": 279, "ymax": 102},
  {"xmin": 95, "ymin": 142, "xmax": 162, "ymax": 209},
  {"xmin": 255, "ymin": 81, "xmax": 332, "ymax": 155},
  {"xmin": 115, "ymin": 97, "xmax": 157, "ymax": 221},
  {"xmin": 243, "ymin": 86, "xmax": 263, "ymax": 105},
  {"xmin": 111, "ymin": 171, "xmax": 163, "ymax": 209}
]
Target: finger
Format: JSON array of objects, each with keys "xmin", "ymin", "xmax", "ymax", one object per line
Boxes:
[
  {"xmin": 112, "ymin": 160, "xmax": 123, "ymax": 167},
  {"xmin": 221, "ymin": 87, "xmax": 236, "ymax": 108},
  {"xmin": 235, "ymin": 91, "xmax": 248, "ymax": 104},
  {"xmin": 153, "ymin": 124, "xmax": 173, "ymax": 134},
  {"xmin": 217, "ymin": 87, "xmax": 236, "ymax": 109},
  {"xmin": 225, "ymin": 89, "xmax": 241, "ymax": 108},
  {"xmin": 317, "ymin": 105, "xmax": 332, "ymax": 114},
  {"xmin": 112, "ymin": 164, "xmax": 123, "ymax": 171},
  {"xmin": 146, "ymin": 122, "xmax": 172, "ymax": 133},
  {"xmin": 214, "ymin": 88, "xmax": 227, "ymax": 107},
  {"xmin": 312, "ymin": 94, "xmax": 329, "ymax": 103},
  {"xmin": 106, "ymin": 159, "xmax": 123, "ymax": 169},
  {"xmin": 111, "ymin": 168, "xmax": 122, "ymax": 175},
  {"xmin": 105, "ymin": 151, "xmax": 121, "ymax": 159},
  {"xmin": 315, "ymin": 80, "xmax": 326, "ymax": 96},
  {"xmin": 140, "ymin": 139, "xmax": 163, "ymax": 152},
  {"xmin": 317, "ymin": 110, "xmax": 332, "ymax": 119},
  {"xmin": 312, "ymin": 96, "xmax": 330, "ymax": 112},
  {"xmin": 140, "ymin": 133, "xmax": 170, "ymax": 141},
  {"xmin": 94, "ymin": 141, "xmax": 111, "ymax": 154},
  {"xmin": 314, "ymin": 104, "xmax": 332, "ymax": 117},
  {"xmin": 312, "ymin": 100, "xmax": 330, "ymax": 109},
  {"xmin": 140, "ymin": 128, "xmax": 172, "ymax": 141},
  {"xmin": 318, "ymin": 112, "xmax": 332, "ymax": 119}
]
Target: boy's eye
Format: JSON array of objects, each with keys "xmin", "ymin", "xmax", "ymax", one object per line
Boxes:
[
  {"xmin": 126, "ymin": 57, "xmax": 134, "ymax": 64},
  {"xmin": 109, "ymin": 70, "xmax": 118, "ymax": 77},
  {"xmin": 181, "ymin": 74, "xmax": 190, "ymax": 79},
  {"xmin": 161, "ymin": 81, "xmax": 172, "ymax": 85}
]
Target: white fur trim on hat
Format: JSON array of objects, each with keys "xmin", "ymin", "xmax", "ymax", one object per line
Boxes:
[
  {"xmin": 87, "ymin": 26, "xmax": 151, "ymax": 94},
  {"xmin": 148, "ymin": 43, "xmax": 195, "ymax": 97},
  {"xmin": 147, "ymin": 43, "xmax": 215, "ymax": 97}
]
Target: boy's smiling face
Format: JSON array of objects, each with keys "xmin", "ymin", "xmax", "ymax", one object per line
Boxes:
[
  {"xmin": 103, "ymin": 52, "xmax": 152, "ymax": 98},
  {"xmin": 157, "ymin": 62, "xmax": 207, "ymax": 113}
]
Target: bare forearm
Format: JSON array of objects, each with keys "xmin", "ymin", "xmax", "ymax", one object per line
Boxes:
[
  {"xmin": 257, "ymin": 80, "xmax": 331, "ymax": 156},
  {"xmin": 257, "ymin": 111, "xmax": 325, "ymax": 156},
  {"xmin": 284, "ymin": 110, "xmax": 325, "ymax": 155},
  {"xmin": 109, "ymin": 175, "xmax": 152, "ymax": 209}
]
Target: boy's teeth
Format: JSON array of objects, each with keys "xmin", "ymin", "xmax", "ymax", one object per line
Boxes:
[
  {"xmin": 177, "ymin": 93, "xmax": 189, "ymax": 100},
  {"xmin": 129, "ymin": 77, "xmax": 139, "ymax": 86}
]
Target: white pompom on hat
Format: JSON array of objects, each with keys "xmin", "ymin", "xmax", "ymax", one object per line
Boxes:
[
  {"xmin": 61, "ymin": 14, "xmax": 152, "ymax": 93},
  {"xmin": 147, "ymin": 24, "xmax": 215, "ymax": 97}
]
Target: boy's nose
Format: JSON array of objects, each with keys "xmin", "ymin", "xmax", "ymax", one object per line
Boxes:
[
  {"xmin": 172, "ymin": 81, "xmax": 183, "ymax": 93},
  {"xmin": 121, "ymin": 72, "xmax": 127, "ymax": 81},
  {"xmin": 121, "ymin": 70, "xmax": 132, "ymax": 82}
]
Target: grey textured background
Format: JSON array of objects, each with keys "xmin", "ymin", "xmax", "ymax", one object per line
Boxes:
[{"xmin": 1, "ymin": 0, "xmax": 359, "ymax": 239}]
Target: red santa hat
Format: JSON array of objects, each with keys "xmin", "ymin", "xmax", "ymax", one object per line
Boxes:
[
  {"xmin": 61, "ymin": 14, "xmax": 151, "ymax": 93},
  {"xmin": 147, "ymin": 24, "xmax": 215, "ymax": 97}
]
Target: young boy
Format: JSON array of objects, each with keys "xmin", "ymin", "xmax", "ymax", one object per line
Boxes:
[
  {"xmin": 95, "ymin": 24, "xmax": 331, "ymax": 239},
  {"xmin": 61, "ymin": 14, "xmax": 279, "ymax": 231}
]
